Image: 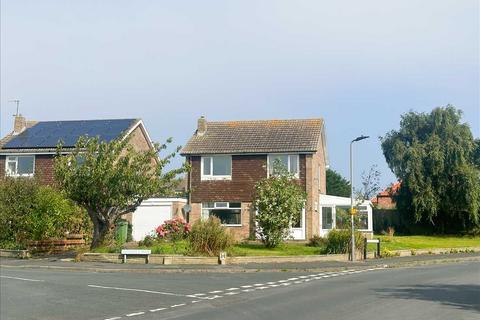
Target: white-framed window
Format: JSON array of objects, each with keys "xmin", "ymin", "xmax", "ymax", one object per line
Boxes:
[
  {"xmin": 267, "ymin": 154, "xmax": 299, "ymax": 178},
  {"xmin": 5, "ymin": 155, "xmax": 35, "ymax": 177},
  {"xmin": 202, "ymin": 202, "xmax": 241, "ymax": 226},
  {"xmin": 321, "ymin": 207, "xmax": 333, "ymax": 230},
  {"xmin": 201, "ymin": 156, "xmax": 232, "ymax": 180}
]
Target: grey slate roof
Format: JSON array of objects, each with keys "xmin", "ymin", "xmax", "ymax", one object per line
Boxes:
[
  {"xmin": 181, "ymin": 118, "xmax": 325, "ymax": 155},
  {"xmin": 0, "ymin": 119, "xmax": 139, "ymax": 153}
]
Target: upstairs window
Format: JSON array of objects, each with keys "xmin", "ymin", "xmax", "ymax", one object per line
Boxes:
[
  {"xmin": 201, "ymin": 156, "xmax": 232, "ymax": 180},
  {"xmin": 5, "ymin": 155, "xmax": 35, "ymax": 177},
  {"xmin": 268, "ymin": 154, "xmax": 299, "ymax": 177}
]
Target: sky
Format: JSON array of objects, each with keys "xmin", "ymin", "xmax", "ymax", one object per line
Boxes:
[{"xmin": 1, "ymin": 0, "xmax": 479, "ymax": 190}]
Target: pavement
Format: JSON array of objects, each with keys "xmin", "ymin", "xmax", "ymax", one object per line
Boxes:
[{"xmin": 1, "ymin": 254, "xmax": 479, "ymax": 320}]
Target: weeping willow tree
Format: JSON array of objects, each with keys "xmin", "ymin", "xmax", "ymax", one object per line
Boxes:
[{"xmin": 381, "ymin": 105, "xmax": 480, "ymax": 233}]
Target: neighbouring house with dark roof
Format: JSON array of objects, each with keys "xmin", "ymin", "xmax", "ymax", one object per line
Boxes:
[
  {"xmin": 181, "ymin": 116, "xmax": 328, "ymax": 240},
  {"xmin": 0, "ymin": 115, "xmax": 154, "ymax": 185}
]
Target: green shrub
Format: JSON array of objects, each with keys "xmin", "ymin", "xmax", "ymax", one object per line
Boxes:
[
  {"xmin": 381, "ymin": 249, "xmax": 399, "ymax": 257},
  {"xmin": 308, "ymin": 235, "xmax": 327, "ymax": 248},
  {"xmin": 0, "ymin": 177, "xmax": 91, "ymax": 248},
  {"xmin": 324, "ymin": 229, "xmax": 365, "ymax": 254},
  {"xmin": 187, "ymin": 217, "xmax": 234, "ymax": 256}
]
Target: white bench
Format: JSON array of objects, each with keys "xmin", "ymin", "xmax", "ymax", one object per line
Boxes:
[{"xmin": 121, "ymin": 249, "xmax": 151, "ymax": 264}]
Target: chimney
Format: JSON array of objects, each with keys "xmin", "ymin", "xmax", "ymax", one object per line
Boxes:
[
  {"xmin": 13, "ymin": 115, "xmax": 27, "ymax": 135},
  {"xmin": 197, "ymin": 116, "xmax": 207, "ymax": 136}
]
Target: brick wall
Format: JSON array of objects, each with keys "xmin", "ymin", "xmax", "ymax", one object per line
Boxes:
[
  {"xmin": 35, "ymin": 155, "xmax": 56, "ymax": 185},
  {"xmin": 189, "ymin": 154, "xmax": 306, "ymax": 203},
  {"xmin": 0, "ymin": 155, "xmax": 5, "ymax": 177}
]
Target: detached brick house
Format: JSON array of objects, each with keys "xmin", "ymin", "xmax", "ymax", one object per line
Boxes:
[
  {"xmin": 181, "ymin": 117, "xmax": 328, "ymax": 240},
  {"xmin": 0, "ymin": 115, "xmax": 154, "ymax": 185}
]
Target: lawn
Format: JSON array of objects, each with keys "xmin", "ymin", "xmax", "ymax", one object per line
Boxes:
[
  {"xmin": 92, "ymin": 235, "xmax": 479, "ymax": 256},
  {"xmin": 373, "ymin": 235, "xmax": 480, "ymax": 251}
]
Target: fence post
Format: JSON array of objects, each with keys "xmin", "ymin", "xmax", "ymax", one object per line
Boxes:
[{"xmin": 363, "ymin": 238, "xmax": 367, "ymax": 259}]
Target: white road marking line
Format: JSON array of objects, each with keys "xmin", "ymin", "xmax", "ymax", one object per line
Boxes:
[
  {"xmin": 299, "ymin": 276, "xmax": 308, "ymax": 279},
  {"xmin": 281, "ymin": 283, "xmax": 291, "ymax": 286},
  {"xmin": 105, "ymin": 317, "xmax": 122, "ymax": 320},
  {"xmin": 253, "ymin": 283, "xmax": 264, "ymax": 286},
  {"xmin": 88, "ymin": 285, "xmax": 191, "ymax": 298},
  {"xmin": 209, "ymin": 290, "xmax": 223, "ymax": 293},
  {"xmin": 242, "ymin": 289, "xmax": 255, "ymax": 292},
  {"xmin": 191, "ymin": 300, "xmax": 201, "ymax": 304},
  {"xmin": 266, "ymin": 282, "xmax": 276, "ymax": 285},
  {"xmin": 170, "ymin": 304, "xmax": 186, "ymax": 308},
  {"xmin": 226, "ymin": 287, "xmax": 239, "ymax": 291},
  {"xmin": 192, "ymin": 293, "xmax": 206, "ymax": 296},
  {"xmin": 287, "ymin": 278, "xmax": 298, "ymax": 281},
  {"xmin": 294, "ymin": 281, "xmax": 303, "ymax": 284},
  {"xmin": 126, "ymin": 312, "xmax": 145, "ymax": 317},
  {"xmin": 269, "ymin": 284, "xmax": 280, "ymax": 287},
  {"xmin": 0, "ymin": 275, "xmax": 44, "ymax": 282},
  {"xmin": 278, "ymin": 280, "xmax": 288, "ymax": 283},
  {"xmin": 206, "ymin": 295, "xmax": 221, "ymax": 300},
  {"xmin": 149, "ymin": 308, "xmax": 166, "ymax": 312},
  {"xmin": 257, "ymin": 286, "xmax": 269, "ymax": 290},
  {"xmin": 241, "ymin": 285, "xmax": 253, "ymax": 288},
  {"xmin": 224, "ymin": 291, "xmax": 240, "ymax": 295}
]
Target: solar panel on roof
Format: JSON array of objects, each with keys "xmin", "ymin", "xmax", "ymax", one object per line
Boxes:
[{"xmin": 3, "ymin": 119, "xmax": 136, "ymax": 149}]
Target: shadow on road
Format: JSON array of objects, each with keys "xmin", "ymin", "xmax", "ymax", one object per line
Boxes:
[{"xmin": 375, "ymin": 284, "xmax": 480, "ymax": 312}]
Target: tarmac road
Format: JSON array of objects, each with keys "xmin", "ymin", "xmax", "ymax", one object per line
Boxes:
[{"xmin": 1, "ymin": 259, "xmax": 479, "ymax": 320}]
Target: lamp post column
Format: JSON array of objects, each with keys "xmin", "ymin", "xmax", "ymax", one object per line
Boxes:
[{"xmin": 350, "ymin": 141, "xmax": 355, "ymax": 261}]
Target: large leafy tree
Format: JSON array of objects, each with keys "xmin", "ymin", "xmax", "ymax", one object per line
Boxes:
[
  {"xmin": 54, "ymin": 136, "xmax": 185, "ymax": 248},
  {"xmin": 326, "ymin": 169, "xmax": 351, "ymax": 197},
  {"xmin": 254, "ymin": 162, "xmax": 306, "ymax": 248},
  {"xmin": 381, "ymin": 106, "xmax": 480, "ymax": 233}
]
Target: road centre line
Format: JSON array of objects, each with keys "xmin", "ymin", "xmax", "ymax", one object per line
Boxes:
[
  {"xmin": 170, "ymin": 303, "xmax": 186, "ymax": 308},
  {"xmin": 126, "ymin": 311, "xmax": 145, "ymax": 317},
  {"xmin": 104, "ymin": 317, "xmax": 122, "ymax": 320},
  {"xmin": 0, "ymin": 275, "xmax": 44, "ymax": 282},
  {"xmin": 88, "ymin": 285, "xmax": 197, "ymax": 298},
  {"xmin": 149, "ymin": 308, "xmax": 167, "ymax": 312}
]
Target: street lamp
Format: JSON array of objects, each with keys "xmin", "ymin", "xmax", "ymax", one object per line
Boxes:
[{"xmin": 350, "ymin": 135, "xmax": 369, "ymax": 261}]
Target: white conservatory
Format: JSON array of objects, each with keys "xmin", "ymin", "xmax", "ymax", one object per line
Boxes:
[{"xmin": 318, "ymin": 194, "xmax": 373, "ymax": 237}]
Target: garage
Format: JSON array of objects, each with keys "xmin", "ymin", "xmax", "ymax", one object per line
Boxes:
[{"xmin": 131, "ymin": 198, "xmax": 187, "ymax": 241}]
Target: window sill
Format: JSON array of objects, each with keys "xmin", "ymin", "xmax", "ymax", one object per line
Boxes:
[
  {"xmin": 6, "ymin": 174, "xmax": 34, "ymax": 178},
  {"xmin": 201, "ymin": 176, "xmax": 232, "ymax": 181}
]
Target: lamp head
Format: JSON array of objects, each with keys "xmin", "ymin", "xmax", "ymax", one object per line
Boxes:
[{"xmin": 352, "ymin": 135, "xmax": 369, "ymax": 142}]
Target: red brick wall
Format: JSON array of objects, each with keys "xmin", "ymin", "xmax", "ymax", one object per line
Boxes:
[
  {"xmin": 0, "ymin": 156, "xmax": 5, "ymax": 177},
  {"xmin": 34, "ymin": 155, "xmax": 56, "ymax": 185},
  {"xmin": 0, "ymin": 154, "xmax": 56, "ymax": 185},
  {"xmin": 189, "ymin": 154, "xmax": 307, "ymax": 203}
]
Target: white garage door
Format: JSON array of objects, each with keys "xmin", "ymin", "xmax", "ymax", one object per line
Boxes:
[{"xmin": 132, "ymin": 204, "xmax": 172, "ymax": 241}]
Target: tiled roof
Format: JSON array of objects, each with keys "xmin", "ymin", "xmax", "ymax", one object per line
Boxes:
[
  {"xmin": 181, "ymin": 118, "xmax": 325, "ymax": 155},
  {"xmin": 0, "ymin": 119, "xmax": 139, "ymax": 153}
]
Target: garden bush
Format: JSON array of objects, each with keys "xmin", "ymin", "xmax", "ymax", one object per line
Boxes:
[
  {"xmin": 0, "ymin": 177, "xmax": 91, "ymax": 249},
  {"xmin": 187, "ymin": 217, "xmax": 234, "ymax": 256},
  {"xmin": 155, "ymin": 217, "xmax": 190, "ymax": 253},
  {"xmin": 308, "ymin": 235, "xmax": 328, "ymax": 248},
  {"xmin": 324, "ymin": 229, "xmax": 365, "ymax": 254}
]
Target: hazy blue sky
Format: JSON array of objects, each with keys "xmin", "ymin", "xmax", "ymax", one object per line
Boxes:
[{"xmin": 1, "ymin": 0, "xmax": 479, "ymax": 189}]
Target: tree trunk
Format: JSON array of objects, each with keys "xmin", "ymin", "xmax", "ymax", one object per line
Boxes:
[{"xmin": 88, "ymin": 211, "xmax": 113, "ymax": 249}]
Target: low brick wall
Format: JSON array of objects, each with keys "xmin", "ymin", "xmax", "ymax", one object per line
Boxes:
[
  {"xmin": 227, "ymin": 254, "xmax": 348, "ymax": 264},
  {"xmin": 81, "ymin": 253, "xmax": 218, "ymax": 265},
  {"xmin": 0, "ymin": 249, "xmax": 30, "ymax": 259}
]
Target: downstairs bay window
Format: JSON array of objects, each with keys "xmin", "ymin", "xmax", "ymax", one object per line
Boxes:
[{"xmin": 202, "ymin": 202, "xmax": 241, "ymax": 226}]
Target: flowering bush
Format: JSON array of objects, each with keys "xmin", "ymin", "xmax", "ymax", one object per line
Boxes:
[{"xmin": 155, "ymin": 217, "xmax": 190, "ymax": 252}]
